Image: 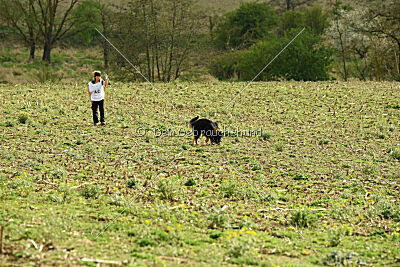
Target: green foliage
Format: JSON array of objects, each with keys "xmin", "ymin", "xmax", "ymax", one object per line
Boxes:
[
  {"xmin": 214, "ymin": 2, "xmax": 276, "ymax": 50},
  {"xmin": 207, "ymin": 207, "xmax": 230, "ymax": 229},
  {"xmin": 209, "ymin": 50, "xmax": 245, "ymax": 80},
  {"xmin": 274, "ymin": 142, "xmax": 284, "ymax": 152},
  {"xmin": 71, "ymin": 0, "xmax": 102, "ymax": 46},
  {"xmin": 260, "ymin": 131, "xmax": 273, "ymax": 140},
  {"xmin": 35, "ymin": 64, "xmax": 63, "ymax": 83},
  {"xmin": 303, "ymin": 5, "xmax": 330, "ymax": 35},
  {"xmin": 127, "ymin": 177, "xmax": 140, "ymax": 189},
  {"xmin": 18, "ymin": 113, "xmax": 29, "ymax": 124},
  {"xmin": 279, "ymin": 5, "xmax": 329, "ymax": 36},
  {"xmin": 322, "ymin": 251, "xmax": 367, "ymax": 266},
  {"xmin": 81, "ymin": 184, "xmax": 102, "ymax": 199},
  {"xmin": 50, "ymin": 167, "xmax": 68, "ymax": 180},
  {"xmin": 211, "ymin": 4, "xmax": 331, "ymax": 81},
  {"xmin": 376, "ymin": 199, "xmax": 400, "ymax": 221},
  {"xmin": 184, "ymin": 177, "xmax": 196, "ymax": 186},
  {"xmin": 290, "ymin": 209, "xmax": 317, "ymax": 228},
  {"xmin": 390, "ymin": 148, "xmax": 400, "ymax": 160},
  {"xmin": 57, "ymin": 184, "xmax": 73, "ymax": 203},
  {"xmin": 241, "ymin": 30, "xmax": 332, "ymax": 81},
  {"xmin": 8, "ymin": 177, "xmax": 34, "ymax": 197},
  {"xmin": 319, "ymin": 138, "xmax": 330, "ymax": 145},
  {"xmin": 211, "ymin": 29, "xmax": 332, "ymax": 81},
  {"xmin": 218, "ymin": 180, "xmax": 237, "ymax": 198},
  {"xmin": 226, "ymin": 233, "xmax": 257, "ymax": 258},
  {"xmin": 109, "ymin": 192, "xmax": 126, "ymax": 206},
  {"xmin": 279, "ymin": 10, "xmax": 304, "ymax": 35},
  {"xmin": 157, "ymin": 178, "xmax": 180, "ymax": 201}
]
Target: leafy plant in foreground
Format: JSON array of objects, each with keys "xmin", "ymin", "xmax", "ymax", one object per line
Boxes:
[
  {"xmin": 81, "ymin": 184, "xmax": 102, "ymax": 199},
  {"xmin": 290, "ymin": 209, "xmax": 317, "ymax": 228},
  {"xmin": 157, "ymin": 177, "xmax": 180, "ymax": 201}
]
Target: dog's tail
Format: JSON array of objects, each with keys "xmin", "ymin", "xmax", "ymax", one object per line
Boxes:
[{"xmin": 189, "ymin": 116, "xmax": 199, "ymax": 129}]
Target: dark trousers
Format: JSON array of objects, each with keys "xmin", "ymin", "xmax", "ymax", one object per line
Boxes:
[{"xmin": 92, "ymin": 100, "xmax": 105, "ymax": 124}]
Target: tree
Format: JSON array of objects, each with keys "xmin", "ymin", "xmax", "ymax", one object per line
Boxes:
[
  {"xmin": 329, "ymin": 0, "xmax": 352, "ymax": 81},
  {"xmin": 278, "ymin": 10, "xmax": 304, "ymax": 36},
  {"xmin": 31, "ymin": 0, "xmax": 80, "ymax": 63},
  {"xmin": 110, "ymin": 0, "xmax": 205, "ymax": 82},
  {"xmin": 0, "ymin": 0, "xmax": 38, "ymax": 60},
  {"xmin": 214, "ymin": 2, "xmax": 276, "ymax": 50},
  {"xmin": 278, "ymin": 5, "xmax": 328, "ymax": 37},
  {"xmin": 356, "ymin": 0, "xmax": 400, "ymax": 79},
  {"xmin": 303, "ymin": 5, "xmax": 329, "ymax": 35},
  {"xmin": 71, "ymin": 0, "xmax": 101, "ymax": 46},
  {"xmin": 210, "ymin": 29, "xmax": 333, "ymax": 81},
  {"xmin": 268, "ymin": 0, "xmax": 317, "ymax": 12},
  {"xmin": 98, "ymin": 0, "xmax": 113, "ymax": 69}
]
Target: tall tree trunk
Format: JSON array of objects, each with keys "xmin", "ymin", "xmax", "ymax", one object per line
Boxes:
[
  {"xmin": 396, "ymin": 40, "xmax": 400, "ymax": 75},
  {"xmin": 151, "ymin": 54, "xmax": 155, "ymax": 82},
  {"xmin": 29, "ymin": 41, "xmax": 35, "ymax": 61},
  {"xmin": 42, "ymin": 41, "xmax": 51, "ymax": 63},
  {"xmin": 209, "ymin": 16, "xmax": 214, "ymax": 38},
  {"xmin": 150, "ymin": 0, "xmax": 161, "ymax": 81},
  {"xmin": 336, "ymin": 19, "xmax": 347, "ymax": 81},
  {"xmin": 286, "ymin": 0, "xmax": 291, "ymax": 11},
  {"xmin": 141, "ymin": 1, "xmax": 152, "ymax": 82},
  {"xmin": 101, "ymin": 7, "xmax": 109, "ymax": 69},
  {"xmin": 28, "ymin": 27, "xmax": 35, "ymax": 61},
  {"xmin": 167, "ymin": 1, "xmax": 177, "ymax": 82}
]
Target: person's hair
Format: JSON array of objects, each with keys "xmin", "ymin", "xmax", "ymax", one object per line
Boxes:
[
  {"xmin": 92, "ymin": 71, "xmax": 101, "ymax": 84},
  {"xmin": 93, "ymin": 71, "xmax": 101, "ymax": 77}
]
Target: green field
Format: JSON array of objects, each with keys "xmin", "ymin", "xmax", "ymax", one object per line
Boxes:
[{"xmin": 1, "ymin": 81, "xmax": 400, "ymax": 265}]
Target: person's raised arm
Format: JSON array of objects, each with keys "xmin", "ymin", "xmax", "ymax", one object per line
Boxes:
[{"xmin": 104, "ymin": 74, "xmax": 108, "ymax": 87}]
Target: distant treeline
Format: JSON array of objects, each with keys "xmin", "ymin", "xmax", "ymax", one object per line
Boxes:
[{"xmin": 0, "ymin": 0, "xmax": 399, "ymax": 81}]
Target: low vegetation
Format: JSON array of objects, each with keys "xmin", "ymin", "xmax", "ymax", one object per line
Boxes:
[{"xmin": 1, "ymin": 80, "xmax": 399, "ymax": 265}]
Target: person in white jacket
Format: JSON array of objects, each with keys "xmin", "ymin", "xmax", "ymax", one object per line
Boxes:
[{"xmin": 88, "ymin": 71, "xmax": 108, "ymax": 126}]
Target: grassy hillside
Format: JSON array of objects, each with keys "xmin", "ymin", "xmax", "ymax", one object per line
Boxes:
[
  {"xmin": 0, "ymin": 44, "xmax": 102, "ymax": 84},
  {"xmin": 1, "ymin": 81, "xmax": 400, "ymax": 265}
]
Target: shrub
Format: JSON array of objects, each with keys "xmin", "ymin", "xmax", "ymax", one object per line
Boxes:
[
  {"xmin": 157, "ymin": 178, "xmax": 180, "ymax": 201},
  {"xmin": 8, "ymin": 177, "xmax": 34, "ymax": 197},
  {"xmin": 319, "ymin": 138, "xmax": 330, "ymax": 145},
  {"xmin": 109, "ymin": 193, "xmax": 126, "ymax": 206},
  {"xmin": 5, "ymin": 120, "xmax": 14, "ymax": 127},
  {"xmin": 214, "ymin": 2, "xmax": 277, "ymax": 50},
  {"xmin": 218, "ymin": 180, "xmax": 239, "ymax": 198},
  {"xmin": 50, "ymin": 167, "xmax": 68, "ymax": 180},
  {"xmin": 274, "ymin": 142, "xmax": 284, "ymax": 152},
  {"xmin": 57, "ymin": 184, "xmax": 73, "ymax": 203},
  {"xmin": 81, "ymin": 184, "xmax": 101, "ymax": 199},
  {"xmin": 362, "ymin": 164, "xmax": 376, "ymax": 176},
  {"xmin": 184, "ymin": 177, "xmax": 196, "ymax": 187},
  {"xmin": 209, "ymin": 50, "xmax": 245, "ymax": 80},
  {"xmin": 261, "ymin": 131, "xmax": 273, "ymax": 140},
  {"xmin": 251, "ymin": 161, "xmax": 263, "ymax": 171},
  {"xmin": 127, "ymin": 177, "xmax": 140, "ymax": 189},
  {"xmin": 262, "ymin": 190, "xmax": 279, "ymax": 203},
  {"xmin": 207, "ymin": 207, "xmax": 230, "ymax": 229},
  {"xmin": 35, "ymin": 64, "xmax": 63, "ymax": 83},
  {"xmin": 322, "ymin": 251, "xmax": 367, "ymax": 266},
  {"xmin": 211, "ymin": 29, "xmax": 332, "ymax": 81},
  {"xmin": 376, "ymin": 199, "xmax": 400, "ymax": 221},
  {"xmin": 289, "ymin": 209, "xmax": 316, "ymax": 228},
  {"xmin": 390, "ymin": 149, "xmax": 400, "ymax": 160},
  {"xmin": 18, "ymin": 113, "xmax": 29, "ymax": 124}
]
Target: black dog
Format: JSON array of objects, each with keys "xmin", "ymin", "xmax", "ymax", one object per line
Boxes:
[{"xmin": 189, "ymin": 116, "xmax": 222, "ymax": 145}]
